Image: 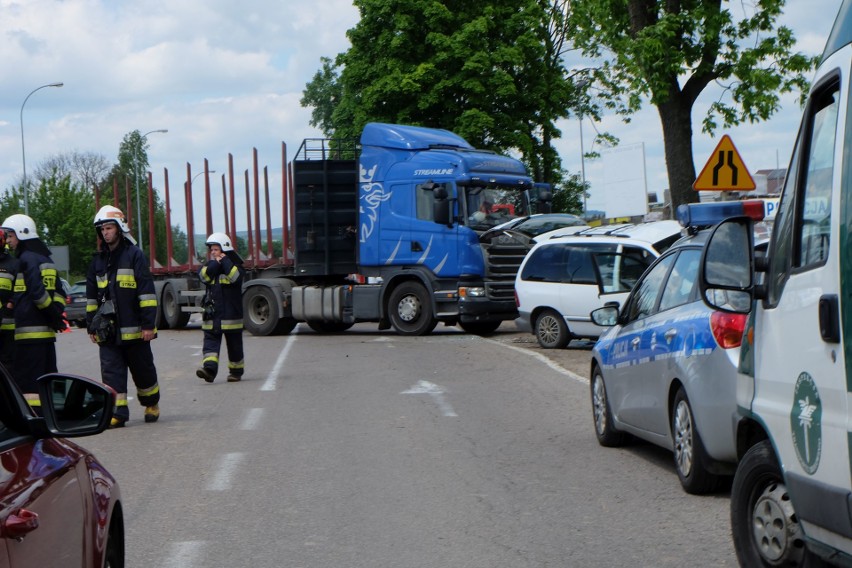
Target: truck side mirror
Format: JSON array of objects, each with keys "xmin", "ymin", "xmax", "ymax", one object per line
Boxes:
[
  {"xmin": 699, "ymin": 217, "xmax": 754, "ymax": 314},
  {"xmin": 431, "ymin": 184, "xmax": 453, "ymax": 227}
]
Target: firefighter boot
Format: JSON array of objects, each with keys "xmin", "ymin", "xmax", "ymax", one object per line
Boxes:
[
  {"xmin": 226, "ymin": 374, "xmax": 241, "ymax": 382},
  {"xmin": 144, "ymin": 404, "xmax": 160, "ymax": 423},
  {"xmin": 196, "ymin": 367, "xmax": 215, "ymax": 383},
  {"xmin": 109, "ymin": 417, "xmax": 126, "ymax": 429}
]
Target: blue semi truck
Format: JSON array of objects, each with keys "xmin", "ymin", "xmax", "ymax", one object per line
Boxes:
[{"xmin": 238, "ymin": 122, "xmax": 548, "ymax": 336}]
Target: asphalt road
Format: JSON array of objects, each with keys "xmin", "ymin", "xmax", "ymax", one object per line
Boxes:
[{"xmin": 56, "ymin": 321, "xmax": 737, "ymax": 568}]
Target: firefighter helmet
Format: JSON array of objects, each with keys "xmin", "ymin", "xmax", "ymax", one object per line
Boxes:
[
  {"xmin": 94, "ymin": 205, "xmax": 136, "ymax": 245},
  {"xmin": 205, "ymin": 232, "xmax": 234, "ymax": 252},
  {"xmin": 0, "ymin": 214, "xmax": 38, "ymax": 240}
]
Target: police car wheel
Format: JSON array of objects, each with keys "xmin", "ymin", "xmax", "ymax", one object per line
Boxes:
[
  {"xmin": 590, "ymin": 367, "xmax": 626, "ymax": 447},
  {"xmin": 672, "ymin": 388, "xmax": 719, "ymax": 495},
  {"xmin": 535, "ymin": 310, "xmax": 570, "ymax": 349},
  {"xmin": 731, "ymin": 440, "xmax": 818, "ymax": 567}
]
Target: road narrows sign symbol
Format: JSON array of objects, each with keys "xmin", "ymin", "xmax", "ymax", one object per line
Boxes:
[{"xmin": 693, "ymin": 135, "xmax": 756, "ymax": 191}]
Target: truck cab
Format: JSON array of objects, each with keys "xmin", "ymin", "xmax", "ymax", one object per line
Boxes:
[{"xmin": 698, "ymin": 2, "xmax": 852, "ymax": 563}]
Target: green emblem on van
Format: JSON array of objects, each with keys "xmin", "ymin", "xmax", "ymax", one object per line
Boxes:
[{"xmin": 790, "ymin": 372, "xmax": 822, "ymax": 474}]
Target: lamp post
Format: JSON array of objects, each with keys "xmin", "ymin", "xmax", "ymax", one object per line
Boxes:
[
  {"xmin": 134, "ymin": 129, "xmax": 168, "ymax": 247},
  {"xmin": 575, "ymin": 79, "xmax": 589, "ymax": 214},
  {"xmin": 20, "ymin": 82, "xmax": 64, "ymax": 215}
]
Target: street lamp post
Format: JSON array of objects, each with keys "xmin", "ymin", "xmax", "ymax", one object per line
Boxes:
[
  {"xmin": 134, "ymin": 129, "xmax": 168, "ymax": 247},
  {"xmin": 20, "ymin": 82, "xmax": 63, "ymax": 215}
]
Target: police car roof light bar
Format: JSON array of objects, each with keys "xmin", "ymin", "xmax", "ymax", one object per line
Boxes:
[{"xmin": 676, "ymin": 200, "xmax": 765, "ymax": 229}]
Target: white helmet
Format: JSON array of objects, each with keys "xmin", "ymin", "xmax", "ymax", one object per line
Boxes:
[
  {"xmin": 94, "ymin": 205, "xmax": 136, "ymax": 245},
  {"xmin": 1, "ymin": 214, "xmax": 38, "ymax": 240},
  {"xmin": 206, "ymin": 232, "xmax": 234, "ymax": 252}
]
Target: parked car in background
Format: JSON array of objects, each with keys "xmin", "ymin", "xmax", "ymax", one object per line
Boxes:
[
  {"xmin": 64, "ymin": 280, "xmax": 87, "ymax": 328},
  {"xmin": 0, "ymin": 365, "xmax": 124, "ymax": 567},
  {"xmin": 514, "ymin": 221, "xmax": 683, "ymax": 348},
  {"xmin": 487, "ymin": 213, "xmax": 588, "ymax": 238},
  {"xmin": 587, "ymin": 202, "xmax": 766, "ymax": 494}
]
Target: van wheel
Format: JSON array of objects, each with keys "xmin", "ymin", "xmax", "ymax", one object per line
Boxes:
[
  {"xmin": 590, "ymin": 367, "xmax": 626, "ymax": 447},
  {"xmin": 731, "ymin": 440, "xmax": 827, "ymax": 566},
  {"xmin": 388, "ymin": 282, "xmax": 437, "ymax": 336},
  {"xmin": 672, "ymin": 388, "xmax": 719, "ymax": 494},
  {"xmin": 535, "ymin": 309, "xmax": 570, "ymax": 348}
]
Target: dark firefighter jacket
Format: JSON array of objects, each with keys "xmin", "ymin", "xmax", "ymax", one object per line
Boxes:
[
  {"xmin": 86, "ymin": 238, "xmax": 158, "ymax": 344},
  {"xmin": 0, "ymin": 251, "xmax": 19, "ymax": 333},
  {"xmin": 199, "ymin": 254, "xmax": 244, "ymax": 333},
  {"xmin": 12, "ymin": 241, "xmax": 65, "ymax": 343}
]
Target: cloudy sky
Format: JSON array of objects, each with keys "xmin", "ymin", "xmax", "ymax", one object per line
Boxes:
[{"xmin": 0, "ymin": 0, "xmax": 843, "ymax": 232}]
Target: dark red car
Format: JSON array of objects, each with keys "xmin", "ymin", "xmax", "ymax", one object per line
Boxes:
[{"xmin": 0, "ymin": 367, "xmax": 123, "ymax": 567}]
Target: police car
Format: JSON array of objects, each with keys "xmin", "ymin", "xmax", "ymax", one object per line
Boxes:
[{"xmin": 588, "ymin": 201, "xmax": 766, "ymax": 494}]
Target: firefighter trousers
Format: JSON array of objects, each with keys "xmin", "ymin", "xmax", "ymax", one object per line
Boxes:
[
  {"xmin": 99, "ymin": 341, "xmax": 160, "ymax": 422},
  {"xmin": 13, "ymin": 342, "xmax": 57, "ymax": 410},
  {"xmin": 201, "ymin": 329, "xmax": 244, "ymax": 379}
]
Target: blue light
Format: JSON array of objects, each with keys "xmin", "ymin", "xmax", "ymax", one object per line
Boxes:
[{"xmin": 677, "ymin": 200, "xmax": 765, "ymax": 228}]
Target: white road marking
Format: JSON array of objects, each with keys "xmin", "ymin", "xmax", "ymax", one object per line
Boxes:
[
  {"xmin": 485, "ymin": 339, "xmax": 589, "ymax": 385},
  {"xmin": 185, "ymin": 344, "xmax": 203, "ymax": 356},
  {"xmin": 261, "ymin": 334, "xmax": 296, "ymax": 391},
  {"xmin": 162, "ymin": 541, "xmax": 205, "ymax": 568},
  {"xmin": 240, "ymin": 408, "xmax": 264, "ymax": 430},
  {"xmin": 401, "ymin": 380, "xmax": 458, "ymax": 417},
  {"xmin": 206, "ymin": 452, "xmax": 245, "ymax": 491}
]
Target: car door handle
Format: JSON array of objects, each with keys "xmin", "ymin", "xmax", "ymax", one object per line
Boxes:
[
  {"xmin": 411, "ymin": 241, "xmax": 423, "ymax": 252},
  {"xmin": 4, "ymin": 508, "xmax": 39, "ymax": 540},
  {"xmin": 664, "ymin": 329, "xmax": 677, "ymax": 342}
]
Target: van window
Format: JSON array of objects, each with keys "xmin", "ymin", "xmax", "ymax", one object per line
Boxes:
[{"xmin": 766, "ymin": 79, "xmax": 839, "ymax": 305}]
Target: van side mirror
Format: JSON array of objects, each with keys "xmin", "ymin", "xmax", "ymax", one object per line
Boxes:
[{"xmin": 699, "ymin": 218, "xmax": 754, "ymax": 314}]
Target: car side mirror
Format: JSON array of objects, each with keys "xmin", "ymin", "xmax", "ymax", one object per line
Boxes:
[
  {"xmin": 591, "ymin": 304, "xmax": 619, "ymax": 326},
  {"xmin": 699, "ymin": 218, "xmax": 754, "ymax": 314},
  {"xmin": 36, "ymin": 373, "xmax": 116, "ymax": 437}
]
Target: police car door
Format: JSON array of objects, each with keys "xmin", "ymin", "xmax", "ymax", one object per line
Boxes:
[{"xmin": 753, "ymin": 67, "xmax": 850, "ymax": 520}]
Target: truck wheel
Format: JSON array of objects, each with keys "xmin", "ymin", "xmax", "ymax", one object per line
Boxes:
[
  {"xmin": 388, "ymin": 282, "xmax": 437, "ymax": 336},
  {"xmin": 160, "ymin": 284, "xmax": 190, "ymax": 330},
  {"xmin": 459, "ymin": 321, "xmax": 501, "ymax": 336},
  {"xmin": 306, "ymin": 321, "xmax": 354, "ymax": 333},
  {"xmin": 731, "ymin": 440, "xmax": 824, "ymax": 566},
  {"xmin": 244, "ymin": 286, "xmax": 281, "ymax": 336},
  {"xmin": 672, "ymin": 388, "xmax": 720, "ymax": 494}
]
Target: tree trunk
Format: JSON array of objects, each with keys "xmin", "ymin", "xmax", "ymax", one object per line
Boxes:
[{"xmin": 657, "ymin": 97, "xmax": 699, "ymax": 213}]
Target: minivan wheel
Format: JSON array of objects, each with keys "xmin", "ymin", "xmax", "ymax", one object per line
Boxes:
[{"xmin": 535, "ymin": 309, "xmax": 570, "ymax": 349}]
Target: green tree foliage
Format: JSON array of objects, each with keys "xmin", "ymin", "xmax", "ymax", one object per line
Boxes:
[
  {"xmin": 568, "ymin": 0, "xmax": 817, "ymax": 211},
  {"xmin": 0, "ymin": 173, "xmax": 96, "ymax": 275},
  {"xmin": 301, "ymin": 0, "xmax": 581, "ymax": 185},
  {"xmin": 550, "ymin": 172, "xmax": 586, "ymax": 214}
]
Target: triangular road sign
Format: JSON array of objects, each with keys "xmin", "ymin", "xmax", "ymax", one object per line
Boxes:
[{"xmin": 693, "ymin": 135, "xmax": 756, "ymax": 191}]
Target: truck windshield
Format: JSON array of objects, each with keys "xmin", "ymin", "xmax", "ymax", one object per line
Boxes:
[{"xmin": 463, "ymin": 186, "xmax": 530, "ymax": 231}]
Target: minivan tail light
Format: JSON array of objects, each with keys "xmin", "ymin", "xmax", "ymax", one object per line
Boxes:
[{"xmin": 710, "ymin": 311, "xmax": 747, "ymax": 349}]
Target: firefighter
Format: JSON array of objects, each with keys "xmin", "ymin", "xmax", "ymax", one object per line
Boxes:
[
  {"xmin": 197, "ymin": 232, "xmax": 245, "ymax": 383},
  {"xmin": 0, "ymin": 229, "xmax": 19, "ymax": 374},
  {"xmin": 0, "ymin": 214, "xmax": 65, "ymax": 410},
  {"xmin": 86, "ymin": 205, "xmax": 160, "ymax": 427}
]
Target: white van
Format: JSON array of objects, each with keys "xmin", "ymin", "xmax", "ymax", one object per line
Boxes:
[
  {"xmin": 698, "ymin": 3, "xmax": 852, "ymax": 564},
  {"xmin": 515, "ymin": 222, "xmax": 683, "ymax": 348}
]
